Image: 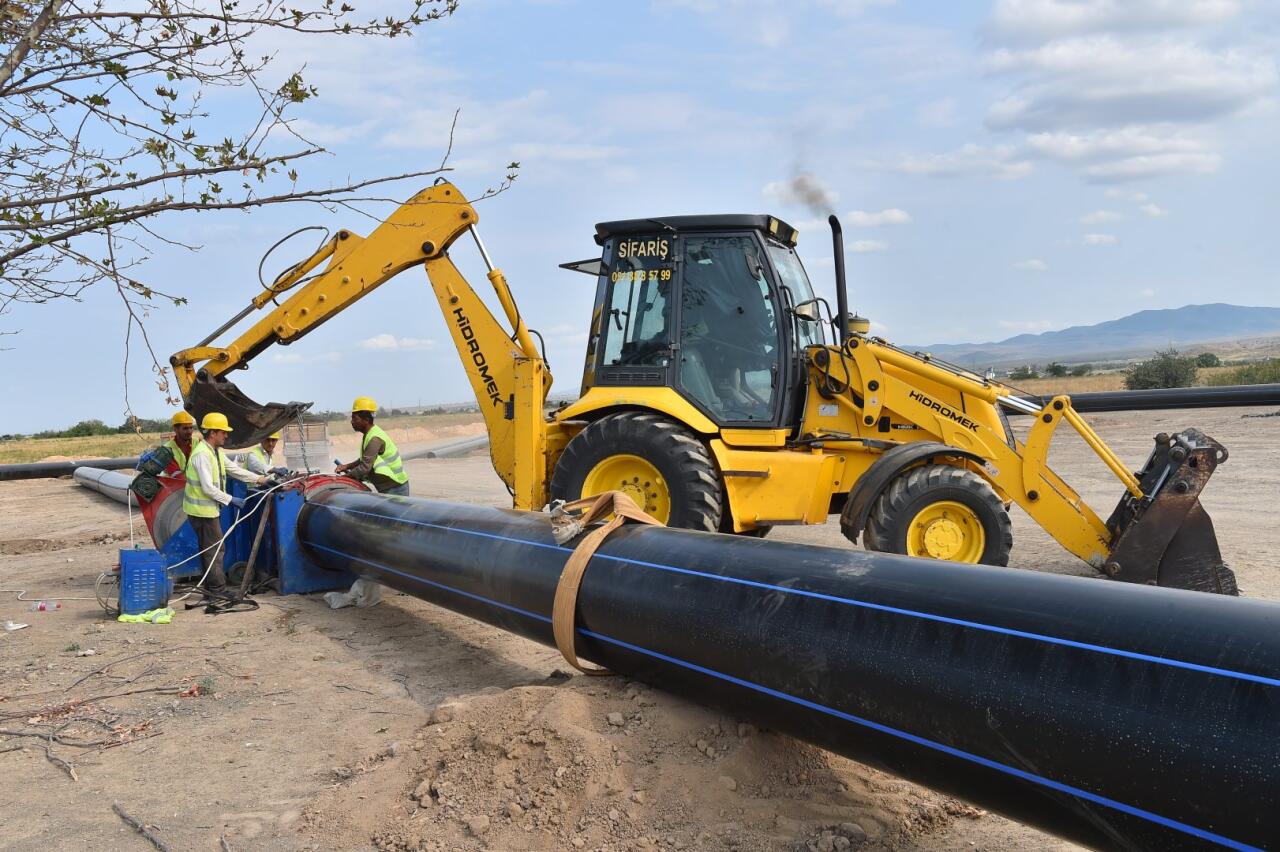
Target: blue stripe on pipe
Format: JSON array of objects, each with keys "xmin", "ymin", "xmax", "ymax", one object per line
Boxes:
[
  {"xmin": 300, "ymin": 537, "xmax": 1259, "ymax": 851},
  {"xmin": 314, "ymin": 503, "xmax": 1280, "ymax": 690}
]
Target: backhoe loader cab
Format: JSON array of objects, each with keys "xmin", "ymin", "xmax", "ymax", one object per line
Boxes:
[
  {"xmin": 571, "ymin": 215, "xmax": 821, "ymax": 432},
  {"xmin": 173, "ymin": 181, "xmax": 1238, "ymax": 595}
]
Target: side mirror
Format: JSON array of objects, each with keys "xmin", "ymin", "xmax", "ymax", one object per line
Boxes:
[{"xmin": 792, "ymin": 299, "xmax": 820, "ymax": 322}]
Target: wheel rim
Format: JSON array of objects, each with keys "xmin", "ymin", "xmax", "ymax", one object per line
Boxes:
[
  {"xmin": 582, "ymin": 454, "xmax": 671, "ymax": 523},
  {"xmin": 906, "ymin": 500, "xmax": 985, "ymax": 562}
]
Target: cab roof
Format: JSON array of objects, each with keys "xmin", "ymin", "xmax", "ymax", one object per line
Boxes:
[{"xmin": 594, "ymin": 214, "xmax": 797, "ymax": 247}]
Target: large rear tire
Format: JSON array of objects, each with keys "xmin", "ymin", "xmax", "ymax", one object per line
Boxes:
[
  {"xmin": 856, "ymin": 464, "xmax": 1013, "ymax": 567},
  {"xmin": 550, "ymin": 412, "xmax": 722, "ymax": 532}
]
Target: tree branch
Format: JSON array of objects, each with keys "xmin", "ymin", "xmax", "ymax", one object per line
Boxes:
[
  {"xmin": 0, "ymin": 150, "xmax": 319, "ymax": 211},
  {"xmin": 0, "ymin": 0, "xmax": 66, "ymax": 90}
]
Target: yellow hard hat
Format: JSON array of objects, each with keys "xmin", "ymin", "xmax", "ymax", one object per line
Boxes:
[
  {"xmin": 267, "ymin": 431, "xmax": 282, "ymax": 440},
  {"xmin": 351, "ymin": 396, "xmax": 377, "ymax": 413},
  {"xmin": 171, "ymin": 410, "xmax": 196, "ymax": 426},
  {"xmin": 200, "ymin": 412, "xmax": 232, "ymax": 432}
]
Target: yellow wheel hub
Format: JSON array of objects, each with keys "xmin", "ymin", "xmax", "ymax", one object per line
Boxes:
[
  {"xmin": 906, "ymin": 500, "xmax": 985, "ymax": 563},
  {"xmin": 582, "ymin": 454, "xmax": 671, "ymax": 524}
]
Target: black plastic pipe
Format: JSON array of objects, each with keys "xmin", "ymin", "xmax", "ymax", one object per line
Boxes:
[
  {"xmin": 0, "ymin": 456, "xmax": 140, "ymax": 482},
  {"xmin": 1013, "ymin": 383, "xmax": 1280, "ymax": 414},
  {"xmin": 297, "ymin": 491, "xmax": 1280, "ymax": 851}
]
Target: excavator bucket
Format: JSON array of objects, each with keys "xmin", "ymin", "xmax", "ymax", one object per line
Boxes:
[
  {"xmin": 1102, "ymin": 428, "xmax": 1238, "ymax": 595},
  {"xmin": 185, "ymin": 374, "xmax": 312, "ymax": 451}
]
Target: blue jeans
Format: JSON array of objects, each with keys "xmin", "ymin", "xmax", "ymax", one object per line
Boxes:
[{"xmin": 380, "ymin": 483, "xmax": 411, "ymax": 496}]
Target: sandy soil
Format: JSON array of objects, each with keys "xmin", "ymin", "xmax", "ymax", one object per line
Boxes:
[
  {"xmin": 0, "ymin": 406, "xmax": 1274, "ymax": 850},
  {"xmin": 327, "ymin": 422, "xmax": 489, "ymax": 461}
]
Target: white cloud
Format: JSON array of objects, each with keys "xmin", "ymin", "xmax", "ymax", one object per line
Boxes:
[
  {"xmin": 1013, "ymin": 258, "xmax": 1048, "ymax": 271},
  {"xmin": 509, "ymin": 142, "xmax": 624, "ymax": 162},
  {"xmin": 1082, "ymin": 233, "xmax": 1118, "ymax": 245},
  {"xmin": 359, "ymin": 334, "xmax": 437, "ymax": 352},
  {"xmin": 985, "ymin": 37, "xmax": 1275, "ymax": 132},
  {"xmin": 1105, "ymin": 188, "xmax": 1149, "ymax": 202},
  {"xmin": 1139, "ymin": 287, "xmax": 1157, "ymax": 297},
  {"xmin": 850, "ymin": 240, "xmax": 888, "ymax": 253},
  {"xmin": 876, "ymin": 144, "xmax": 1033, "ymax": 179},
  {"xmin": 988, "ymin": 0, "xmax": 1243, "ymax": 43},
  {"xmin": 272, "ymin": 351, "xmax": 342, "ymax": 365},
  {"xmin": 1024, "ymin": 127, "xmax": 1222, "ymax": 181},
  {"xmin": 916, "ymin": 98, "xmax": 959, "ymax": 128},
  {"xmin": 1139, "ymin": 202, "xmax": 1170, "ymax": 217},
  {"xmin": 1079, "ymin": 209, "xmax": 1121, "ymax": 225},
  {"xmin": 1084, "ymin": 151, "xmax": 1220, "ymax": 181},
  {"xmin": 847, "ymin": 208, "xmax": 912, "ymax": 226}
]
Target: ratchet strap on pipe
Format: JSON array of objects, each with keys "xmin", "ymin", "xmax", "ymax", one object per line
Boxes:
[{"xmin": 550, "ymin": 491, "xmax": 663, "ymax": 675}]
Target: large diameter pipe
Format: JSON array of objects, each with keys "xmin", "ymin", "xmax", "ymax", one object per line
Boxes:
[
  {"xmin": 0, "ymin": 456, "xmax": 141, "ymax": 482},
  {"xmin": 297, "ymin": 491, "xmax": 1279, "ymax": 851},
  {"xmin": 73, "ymin": 466, "xmax": 137, "ymax": 507},
  {"xmin": 1013, "ymin": 382, "xmax": 1280, "ymax": 414},
  {"xmin": 402, "ymin": 434, "xmax": 490, "ymax": 462}
]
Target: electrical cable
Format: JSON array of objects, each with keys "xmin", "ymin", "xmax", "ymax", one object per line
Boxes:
[{"xmin": 167, "ymin": 477, "xmax": 294, "ymax": 605}]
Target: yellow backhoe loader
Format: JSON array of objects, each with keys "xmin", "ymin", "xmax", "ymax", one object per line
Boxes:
[{"xmin": 172, "ymin": 181, "xmax": 1236, "ymax": 594}]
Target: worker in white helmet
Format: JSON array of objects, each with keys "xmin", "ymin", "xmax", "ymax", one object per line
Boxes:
[{"xmin": 183, "ymin": 412, "xmax": 267, "ymax": 598}]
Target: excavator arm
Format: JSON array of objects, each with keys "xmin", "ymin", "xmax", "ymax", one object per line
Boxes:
[{"xmin": 171, "ymin": 181, "xmax": 552, "ymax": 506}]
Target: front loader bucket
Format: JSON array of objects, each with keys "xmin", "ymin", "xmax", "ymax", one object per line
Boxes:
[
  {"xmin": 185, "ymin": 374, "xmax": 312, "ymax": 450},
  {"xmin": 1103, "ymin": 428, "xmax": 1238, "ymax": 595}
]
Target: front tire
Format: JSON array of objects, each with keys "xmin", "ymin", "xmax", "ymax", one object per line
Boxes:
[
  {"xmin": 857, "ymin": 464, "xmax": 1013, "ymax": 566},
  {"xmin": 550, "ymin": 412, "xmax": 722, "ymax": 531}
]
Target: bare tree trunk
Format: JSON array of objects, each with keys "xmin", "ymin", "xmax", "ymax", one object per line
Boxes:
[{"xmin": 0, "ymin": 0, "xmax": 64, "ymax": 90}]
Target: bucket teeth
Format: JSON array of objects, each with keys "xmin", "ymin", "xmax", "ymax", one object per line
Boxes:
[{"xmin": 185, "ymin": 376, "xmax": 311, "ymax": 450}]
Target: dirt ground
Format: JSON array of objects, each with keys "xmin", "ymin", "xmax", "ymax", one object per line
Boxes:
[{"xmin": 1, "ymin": 405, "xmax": 1275, "ymax": 851}]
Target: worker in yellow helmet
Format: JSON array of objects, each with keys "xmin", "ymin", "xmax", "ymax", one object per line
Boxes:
[
  {"xmin": 235, "ymin": 431, "xmax": 286, "ymax": 476},
  {"xmin": 183, "ymin": 412, "xmax": 267, "ymax": 598},
  {"xmin": 335, "ymin": 396, "xmax": 410, "ymax": 496},
  {"xmin": 163, "ymin": 410, "xmax": 202, "ymax": 475}
]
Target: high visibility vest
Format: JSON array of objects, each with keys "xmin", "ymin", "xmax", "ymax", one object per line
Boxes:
[
  {"xmin": 362, "ymin": 425, "xmax": 407, "ymax": 485},
  {"xmin": 165, "ymin": 434, "xmax": 200, "ymax": 472},
  {"xmin": 238, "ymin": 444, "xmax": 270, "ymax": 474},
  {"xmin": 182, "ymin": 441, "xmax": 225, "ymax": 518}
]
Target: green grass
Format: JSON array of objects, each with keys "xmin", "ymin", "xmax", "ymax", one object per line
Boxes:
[
  {"xmin": 1205, "ymin": 358, "xmax": 1280, "ymax": 386},
  {"xmin": 0, "ymin": 431, "xmax": 166, "ymax": 465}
]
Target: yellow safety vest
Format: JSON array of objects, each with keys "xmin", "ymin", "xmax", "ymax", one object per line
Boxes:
[
  {"xmin": 362, "ymin": 425, "xmax": 408, "ymax": 485},
  {"xmin": 182, "ymin": 441, "xmax": 225, "ymax": 518},
  {"xmin": 165, "ymin": 434, "xmax": 200, "ymax": 472},
  {"xmin": 239, "ymin": 445, "xmax": 270, "ymax": 473}
]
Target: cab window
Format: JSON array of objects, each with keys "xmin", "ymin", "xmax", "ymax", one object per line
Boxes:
[
  {"xmin": 678, "ymin": 235, "xmax": 780, "ymax": 422},
  {"xmin": 599, "ymin": 244, "xmax": 675, "ymax": 367}
]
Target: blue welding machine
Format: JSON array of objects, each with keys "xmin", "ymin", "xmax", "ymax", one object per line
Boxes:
[{"xmin": 119, "ymin": 548, "xmax": 172, "ymax": 614}]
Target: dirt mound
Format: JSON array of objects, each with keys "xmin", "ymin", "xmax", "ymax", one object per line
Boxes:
[
  {"xmin": 329, "ymin": 422, "xmax": 488, "ymax": 456},
  {"xmin": 363, "ymin": 677, "xmax": 960, "ymax": 852}
]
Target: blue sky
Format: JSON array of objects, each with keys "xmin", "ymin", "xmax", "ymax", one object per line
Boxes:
[{"xmin": 5, "ymin": 0, "xmax": 1279, "ymax": 431}]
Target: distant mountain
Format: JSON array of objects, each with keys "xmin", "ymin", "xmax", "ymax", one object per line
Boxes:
[{"xmin": 908, "ymin": 304, "xmax": 1280, "ymax": 367}]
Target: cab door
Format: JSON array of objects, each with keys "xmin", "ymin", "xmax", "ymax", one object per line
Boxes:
[
  {"xmin": 591, "ymin": 235, "xmax": 677, "ymax": 389},
  {"xmin": 675, "ymin": 232, "xmax": 785, "ymax": 427}
]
